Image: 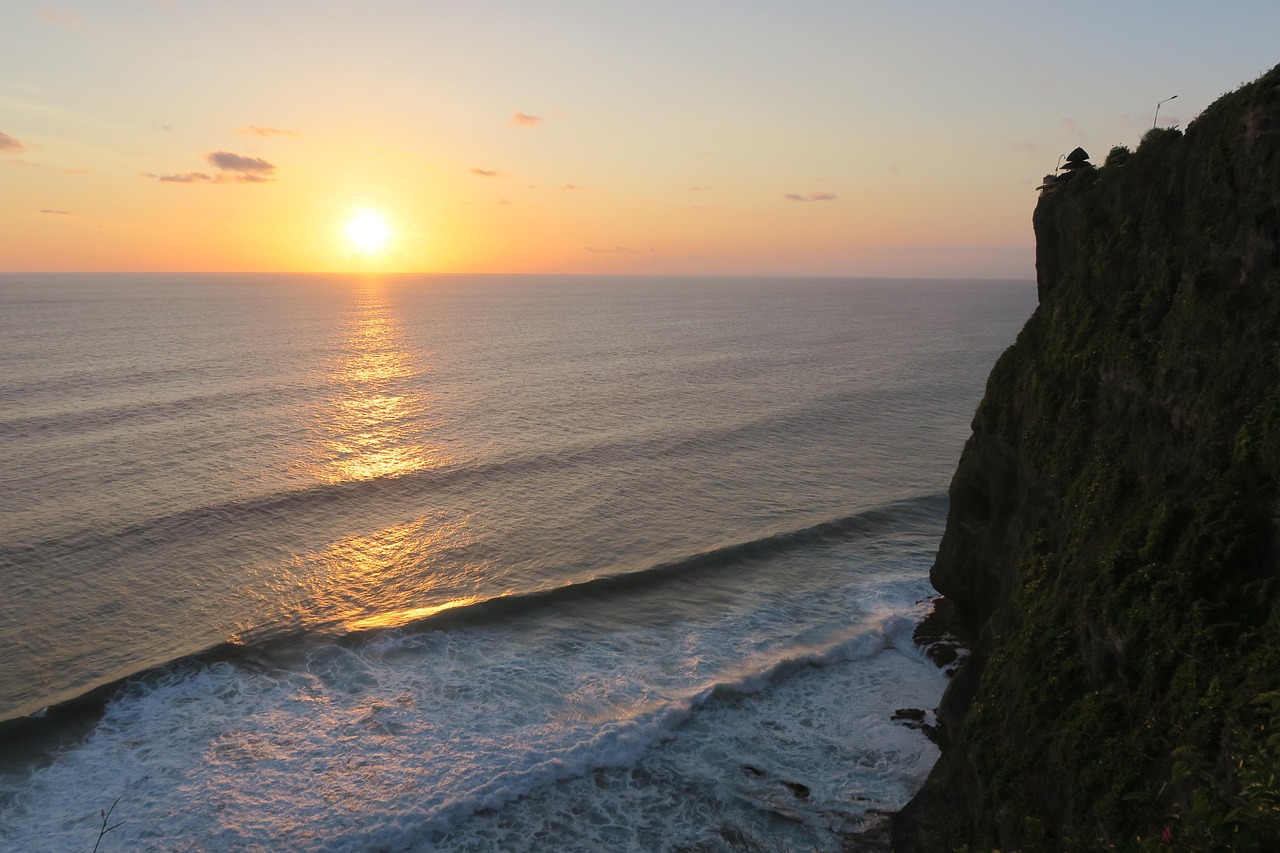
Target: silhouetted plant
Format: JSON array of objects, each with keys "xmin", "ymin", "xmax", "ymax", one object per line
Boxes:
[
  {"xmin": 1103, "ymin": 145, "xmax": 1131, "ymax": 168},
  {"xmin": 92, "ymin": 795, "xmax": 125, "ymax": 853}
]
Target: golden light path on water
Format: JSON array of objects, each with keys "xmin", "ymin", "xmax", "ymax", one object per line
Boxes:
[
  {"xmin": 244, "ymin": 282, "xmax": 483, "ymax": 637},
  {"xmin": 320, "ymin": 283, "xmax": 441, "ymax": 483}
]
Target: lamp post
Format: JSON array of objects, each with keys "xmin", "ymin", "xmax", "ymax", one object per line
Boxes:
[{"xmin": 1153, "ymin": 95, "xmax": 1178, "ymax": 129}]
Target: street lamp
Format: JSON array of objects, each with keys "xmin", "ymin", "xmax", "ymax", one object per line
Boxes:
[{"xmin": 1153, "ymin": 95, "xmax": 1178, "ymax": 129}]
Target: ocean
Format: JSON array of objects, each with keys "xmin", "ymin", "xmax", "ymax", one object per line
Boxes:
[{"xmin": 0, "ymin": 274, "xmax": 1034, "ymax": 851}]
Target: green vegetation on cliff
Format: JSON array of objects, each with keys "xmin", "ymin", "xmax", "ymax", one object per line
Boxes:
[{"xmin": 894, "ymin": 65, "xmax": 1280, "ymax": 851}]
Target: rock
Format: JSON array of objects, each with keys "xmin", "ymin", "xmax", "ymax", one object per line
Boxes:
[{"xmin": 781, "ymin": 781, "xmax": 810, "ymax": 799}]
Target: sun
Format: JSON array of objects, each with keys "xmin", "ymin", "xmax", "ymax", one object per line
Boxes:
[{"xmin": 344, "ymin": 209, "xmax": 393, "ymax": 255}]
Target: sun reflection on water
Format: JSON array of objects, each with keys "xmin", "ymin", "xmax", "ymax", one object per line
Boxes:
[
  {"xmin": 317, "ymin": 284, "xmax": 446, "ymax": 484},
  {"xmin": 306, "ymin": 517, "xmax": 481, "ymax": 633},
  {"xmin": 243, "ymin": 282, "xmax": 482, "ymax": 635}
]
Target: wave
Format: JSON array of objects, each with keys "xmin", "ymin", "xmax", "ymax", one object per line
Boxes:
[
  {"xmin": 0, "ymin": 381, "xmax": 327, "ymax": 441},
  {"xmin": 373, "ymin": 612, "xmax": 929, "ymax": 848},
  {"xmin": 0, "ymin": 641, "xmax": 262, "ymax": 766},
  {"xmin": 0, "ymin": 603, "xmax": 936, "ymax": 850},
  {"xmin": 0, "ymin": 494, "xmax": 945, "ymax": 741},
  {"xmin": 352, "ymin": 491, "xmax": 946, "ymax": 638},
  {"xmin": 2, "ymin": 369, "xmax": 945, "ymax": 557}
]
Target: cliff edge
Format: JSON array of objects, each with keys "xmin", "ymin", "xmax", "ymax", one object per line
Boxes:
[{"xmin": 893, "ymin": 66, "xmax": 1280, "ymax": 850}]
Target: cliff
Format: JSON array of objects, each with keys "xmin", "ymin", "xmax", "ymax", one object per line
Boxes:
[{"xmin": 893, "ymin": 66, "xmax": 1280, "ymax": 850}]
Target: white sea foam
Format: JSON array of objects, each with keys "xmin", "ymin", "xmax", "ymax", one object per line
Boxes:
[{"xmin": 0, "ymin": 571, "xmax": 945, "ymax": 852}]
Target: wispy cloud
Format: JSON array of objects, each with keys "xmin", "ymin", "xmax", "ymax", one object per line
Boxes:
[
  {"xmin": 207, "ymin": 150, "xmax": 275, "ymax": 175},
  {"xmin": 1011, "ymin": 139, "xmax": 1038, "ymax": 155},
  {"xmin": 40, "ymin": 9, "xmax": 82, "ymax": 26},
  {"xmin": 147, "ymin": 149, "xmax": 276, "ymax": 184},
  {"xmin": 508, "ymin": 111, "xmax": 542, "ymax": 128},
  {"xmin": 783, "ymin": 192, "xmax": 838, "ymax": 202},
  {"xmin": 40, "ymin": 208, "xmax": 70, "ymax": 214},
  {"xmin": 154, "ymin": 172, "xmax": 213, "ymax": 183},
  {"xmin": 0, "ymin": 131, "xmax": 27, "ymax": 153},
  {"xmin": 585, "ymin": 246, "xmax": 631, "ymax": 254},
  {"xmin": 470, "ymin": 168, "xmax": 504, "ymax": 177},
  {"xmin": 686, "ymin": 185, "xmax": 710, "ymax": 192},
  {"xmin": 1064, "ymin": 117, "xmax": 1085, "ymax": 142},
  {"xmin": 236, "ymin": 125, "xmax": 302, "ymax": 137}
]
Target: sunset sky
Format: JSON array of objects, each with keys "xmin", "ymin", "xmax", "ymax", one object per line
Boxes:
[{"xmin": 3, "ymin": 1, "xmax": 1278, "ymax": 277}]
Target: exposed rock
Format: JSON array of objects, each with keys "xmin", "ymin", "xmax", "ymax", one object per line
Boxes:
[
  {"xmin": 911, "ymin": 596, "xmax": 972, "ymax": 670},
  {"xmin": 780, "ymin": 781, "xmax": 811, "ymax": 799}
]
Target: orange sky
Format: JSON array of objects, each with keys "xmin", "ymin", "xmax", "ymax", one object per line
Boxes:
[{"xmin": 3, "ymin": 2, "xmax": 1278, "ymax": 277}]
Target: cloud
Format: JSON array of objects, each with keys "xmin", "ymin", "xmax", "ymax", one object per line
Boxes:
[
  {"xmin": 41, "ymin": 9, "xmax": 81, "ymax": 25},
  {"xmin": 686, "ymin": 185, "xmax": 710, "ymax": 192},
  {"xmin": 236, "ymin": 125, "xmax": 302, "ymax": 137},
  {"xmin": 1011, "ymin": 139, "xmax": 1038, "ymax": 155},
  {"xmin": 1064, "ymin": 117, "xmax": 1086, "ymax": 142},
  {"xmin": 508, "ymin": 111, "xmax": 542, "ymax": 128},
  {"xmin": 783, "ymin": 192, "xmax": 838, "ymax": 202},
  {"xmin": 40, "ymin": 209, "xmax": 70, "ymax": 214},
  {"xmin": 0, "ymin": 131, "xmax": 27, "ymax": 153},
  {"xmin": 585, "ymin": 246, "xmax": 631, "ymax": 254},
  {"xmin": 156, "ymin": 172, "xmax": 213, "ymax": 183},
  {"xmin": 470, "ymin": 168, "xmax": 503, "ymax": 177},
  {"xmin": 207, "ymin": 150, "xmax": 275, "ymax": 175},
  {"xmin": 144, "ymin": 151, "xmax": 277, "ymax": 183}
]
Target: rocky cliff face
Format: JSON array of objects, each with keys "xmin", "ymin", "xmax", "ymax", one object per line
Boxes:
[{"xmin": 893, "ymin": 66, "xmax": 1280, "ymax": 850}]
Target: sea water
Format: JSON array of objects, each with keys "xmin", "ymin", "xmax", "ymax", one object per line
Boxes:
[{"xmin": 0, "ymin": 274, "xmax": 1034, "ymax": 851}]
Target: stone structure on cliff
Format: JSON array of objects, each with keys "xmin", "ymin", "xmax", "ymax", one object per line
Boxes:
[{"xmin": 893, "ymin": 65, "xmax": 1280, "ymax": 850}]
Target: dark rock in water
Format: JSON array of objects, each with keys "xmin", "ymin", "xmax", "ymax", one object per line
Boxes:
[
  {"xmin": 781, "ymin": 781, "xmax": 810, "ymax": 799},
  {"xmin": 919, "ymin": 721, "xmax": 947, "ymax": 749},
  {"xmin": 741, "ymin": 764, "xmax": 765, "ymax": 778},
  {"xmin": 842, "ymin": 813, "xmax": 892, "ymax": 853},
  {"xmin": 892, "ymin": 708, "xmax": 949, "ymax": 748},
  {"xmin": 893, "ymin": 64, "xmax": 1280, "ymax": 852},
  {"xmin": 912, "ymin": 596, "xmax": 972, "ymax": 669}
]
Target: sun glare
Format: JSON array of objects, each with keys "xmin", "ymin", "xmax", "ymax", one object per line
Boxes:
[{"xmin": 344, "ymin": 209, "xmax": 393, "ymax": 255}]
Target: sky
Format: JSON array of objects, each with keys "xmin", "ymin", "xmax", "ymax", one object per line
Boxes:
[{"xmin": 2, "ymin": 1, "xmax": 1278, "ymax": 278}]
